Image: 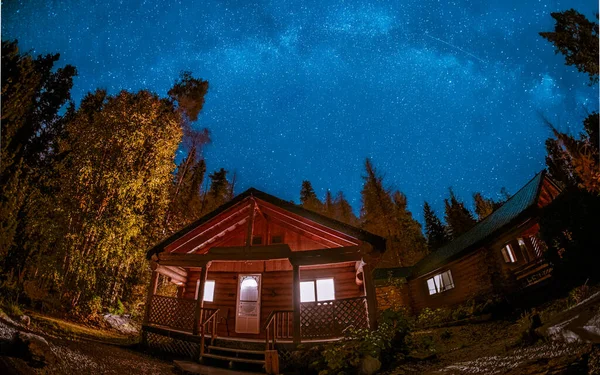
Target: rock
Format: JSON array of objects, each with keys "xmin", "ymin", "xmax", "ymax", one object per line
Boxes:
[
  {"xmin": 360, "ymin": 355, "xmax": 381, "ymax": 375},
  {"xmin": 103, "ymin": 313, "xmax": 138, "ymax": 334},
  {"xmin": 20, "ymin": 315, "xmax": 31, "ymax": 328},
  {"xmin": 12, "ymin": 331, "xmax": 58, "ymax": 366}
]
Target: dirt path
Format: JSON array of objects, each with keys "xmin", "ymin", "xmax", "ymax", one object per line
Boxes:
[{"xmin": 0, "ymin": 317, "xmax": 175, "ymax": 374}]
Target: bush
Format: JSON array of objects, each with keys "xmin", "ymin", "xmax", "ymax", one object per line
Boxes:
[
  {"xmin": 316, "ymin": 308, "xmax": 412, "ymax": 375},
  {"xmin": 110, "ymin": 299, "xmax": 125, "ymax": 316},
  {"xmin": 6, "ymin": 302, "xmax": 23, "ymax": 318},
  {"xmin": 416, "ymin": 307, "xmax": 452, "ymax": 328}
]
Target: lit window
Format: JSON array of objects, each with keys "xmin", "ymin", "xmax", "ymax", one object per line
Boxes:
[
  {"xmin": 196, "ymin": 280, "xmax": 215, "ymax": 302},
  {"xmin": 426, "ymin": 270, "xmax": 454, "ymax": 295},
  {"xmin": 316, "ymin": 279, "xmax": 335, "ymax": 301},
  {"xmin": 300, "ymin": 278, "xmax": 335, "ymax": 302},
  {"xmin": 501, "ymin": 244, "xmax": 517, "ymax": 263},
  {"xmin": 300, "ymin": 281, "xmax": 316, "ymax": 302}
]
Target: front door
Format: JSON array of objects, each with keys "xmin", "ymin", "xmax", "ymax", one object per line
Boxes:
[{"xmin": 235, "ymin": 274, "xmax": 262, "ymax": 334}]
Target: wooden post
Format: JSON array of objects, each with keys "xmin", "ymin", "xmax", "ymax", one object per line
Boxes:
[
  {"xmin": 245, "ymin": 200, "xmax": 256, "ymax": 250},
  {"xmin": 292, "ymin": 264, "xmax": 301, "ymax": 344},
  {"xmin": 363, "ymin": 263, "xmax": 378, "ymax": 330},
  {"xmin": 193, "ymin": 263, "xmax": 208, "ymax": 335},
  {"xmin": 143, "ymin": 270, "xmax": 159, "ymax": 325}
]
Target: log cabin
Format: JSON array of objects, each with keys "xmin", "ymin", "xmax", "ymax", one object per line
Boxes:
[
  {"xmin": 141, "ymin": 188, "xmax": 386, "ymax": 370},
  {"xmin": 375, "ymin": 171, "xmax": 562, "ymax": 313}
]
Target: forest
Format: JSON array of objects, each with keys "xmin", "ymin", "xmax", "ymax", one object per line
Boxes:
[{"xmin": 0, "ymin": 8, "xmax": 598, "ymax": 327}]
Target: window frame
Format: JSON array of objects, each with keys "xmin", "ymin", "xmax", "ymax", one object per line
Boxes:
[
  {"xmin": 299, "ymin": 277, "xmax": 336, "ymax": 303},
  {"xmin": 196, "ymin": 279, "xmax": 216, "ymax": 302},
  {"xmin": 426, "ymin": 270, "xmax": 455, "ymax": 295},
  {"xmin": 501, "ymin": 243, "xmax": 517, "ymax": 263}
]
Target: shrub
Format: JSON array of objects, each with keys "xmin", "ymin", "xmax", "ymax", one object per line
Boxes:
[
  {"xmin": 416, "ymin": 307, "xmax": 451, "ymax": 328},
  {"xmin": 6, "ymin": 302, "xmax": 23, "ymax": 318},
  {"xmin": 317, "ymin": 308, "xmax": 412, "ymax": 374},
  {"xmin": 110, "ymin": 299, "xmax": 125, "ymax": 315}
]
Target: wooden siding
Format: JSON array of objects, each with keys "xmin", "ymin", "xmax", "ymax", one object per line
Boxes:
[
  {"xmin": 408, "ymin": 249, "xmax": 493, "ymax": 312},
  {"xmin": 181, "ymin": 263, "xmax": 362, "ymax": 339}
]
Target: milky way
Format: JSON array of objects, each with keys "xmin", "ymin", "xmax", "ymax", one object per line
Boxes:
[{"xmin": 3, "ymin": 0, "xmax": 598, "ymax": 223}]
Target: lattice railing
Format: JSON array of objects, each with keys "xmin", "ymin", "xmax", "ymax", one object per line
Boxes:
[
  {"xmin": 300, "ymin": 296, "xmax": 368, "ymax": 339},
  {"xmin": 147, "ymin": 295, "xmax": 196, "ymax": 332},
  {"xmin": 145, "ymin": 331, "xmax": 199, "ymax": 358}
]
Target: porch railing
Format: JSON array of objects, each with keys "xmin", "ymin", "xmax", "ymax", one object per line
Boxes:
[
  {"xmin": 265, "ymin": 296, "xmax": 369, "ymax": 346},
  {"xmin": 147, "ymin": 295, "xmax": 196, "ymax": 331},
  {"xmin": 264, "ymin": 310, "xmax": 293, "ymax": 350},
  {"xmin": 199, "ymin": 308, "xmax": 219, "ymax": 357},
  {"xmin": 300, "ymin": 296, "xmax": 369, "ymax": 339}
]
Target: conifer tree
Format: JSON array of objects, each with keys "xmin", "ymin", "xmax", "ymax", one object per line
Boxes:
[
  {"xmin": 299, "ymin": 180, "xmax": 322, "ymax": 212},
  {"xmin": 202, "ymin": 168, "xmax": 231, "ymax": 213},
  {"xmin": 472, "ymin": 192, "xmax": 495, "ymax": 221},
  {"xmin": 391, "ymin": 191, "xmax": 428, "ymax": 265},
  {"xmin": 540, "ymin": 9, "xmax": 599, "ymax": 84},
  {"xmin": 333, "ymin": 191, "xmax": 359, "ymax": 226},
  {"xmin": 444, "ymin": 188, "xmax": 477, "ymax": 239},
  {"xmin": 423, "ymin": 201, "xmax": 449, "ymax": 250},
  {"xmin": 323, "ymin": 190, "xmax": 335, "ymax": 218},
  {"xmin": 360, "ymin": 159, "xmax": 400, "ymax": 266}
]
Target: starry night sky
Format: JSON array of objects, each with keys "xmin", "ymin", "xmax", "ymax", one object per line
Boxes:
[{"xmin": 3, "ymin": 0, "xmax": 598, "ymax": 223}]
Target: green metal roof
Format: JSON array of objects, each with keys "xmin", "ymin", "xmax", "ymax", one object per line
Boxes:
[{"xmin": 409, "ymin": 171, "xmax": 550, "ymax": 278}]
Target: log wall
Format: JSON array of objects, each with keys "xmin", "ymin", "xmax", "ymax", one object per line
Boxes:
[
  {"xmin": 182, "ymin": 262, "xmax": 362, "ymax": 339},
  {"xmin": 407, "ymin": 249, "xmax": 493, "ymax": 312}
]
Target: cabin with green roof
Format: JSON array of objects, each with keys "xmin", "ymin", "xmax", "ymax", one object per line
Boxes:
[{"xmin": 375, "ymin": 171, "xmax": 562, "ymax": 312}]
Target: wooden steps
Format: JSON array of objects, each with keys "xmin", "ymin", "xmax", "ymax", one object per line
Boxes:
[
  {"xmin": 202, "ymin": 353, "xmax": 265, "ymax": 365},
  {"xmin": 201, "ymin": 344, "xmax": 267, "ymax": 369},
  {"xmin": 207, "ymin": 346, "xmax": 265, "ymax": 356}
]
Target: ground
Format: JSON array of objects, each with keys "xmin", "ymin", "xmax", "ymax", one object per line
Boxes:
[
  {"xmin": 388, "ymin": 320, "xmax": 594, "ymax": 374},
  {"xmin": 0, "ymin": 311, "xmax": 174, "ymax": 375},
  {"xmin": 0, "ymin": 294, "xmax": 598, "ymax": 375}
]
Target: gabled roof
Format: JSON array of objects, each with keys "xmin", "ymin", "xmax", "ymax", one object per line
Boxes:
[
  {"xmin": 409, "ymin": 170, "xmax": 561, "ymax": 278},
  {"xmin": 146, "ymin": 187, "xmax": 386, "ymax": 259}
]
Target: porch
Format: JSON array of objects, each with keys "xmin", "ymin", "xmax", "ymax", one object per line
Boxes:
[{"xmin": 141, "ymin": 245, "xmax": 379, "ymax": 367}]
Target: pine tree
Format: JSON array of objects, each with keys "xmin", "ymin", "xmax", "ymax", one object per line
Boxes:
[
  {"xmin": 540, "ymin": 9, "xmax": 599, "ymax": 84},
  {"xmin": 360, "ymin": 159, "xmax": 400, "ymax": 266},
  {"xmin": 299, "ymin": 180, "xmax": 322, "ymax": 212},
  {"xmin": 391, "ymin": 191, "xmax": 428, "ymax": 265},
  {"xmin": 202, "ymin": 168, "xmax": 230, "ymax": 213},
  {"xmin": 333, "ymin": 191, "xmax": 359, "ymax": 226},
  {"xmin": 540, "ymin": 10, "xmax": 599, "ymax": 193},
  {"xmin": 472, "ymin": 192, "xmax": 495, "ymax": 221},
  {"xmin": 323, "ymin": 190, "xmax": 335, "ymax": 218},
  {"xmin": 444, "ymin": 188, "xmax": 476, "ymax": 239},
  {"xmin": 423, "ymin": 201, "xmax": 449, "ymax": 250}
]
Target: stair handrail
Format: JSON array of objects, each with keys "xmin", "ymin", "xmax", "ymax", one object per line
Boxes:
[
  {"xmin": 200, "ymin": 308, "xmax": 220, "ymax": 358},
  {"xmin": 264, "ymin": 309, "xmax": 293, "ymax": 350}
]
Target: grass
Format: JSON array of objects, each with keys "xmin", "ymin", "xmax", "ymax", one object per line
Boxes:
[{"xmin": 27, "ymin": 311, "xmax": 139, "ymax": 346}]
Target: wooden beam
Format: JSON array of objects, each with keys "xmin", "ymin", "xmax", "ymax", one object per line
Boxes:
[
  {"xmin": 143, "ymin": 271, "xmax": 159, "ymax": 325},
  {"xmin": 189, "ymin": 218, "xmax": 248, "ymax": 253},
  {"xmin": 292, "ymin": 264, "xmax": 301, "ymax": 345},
  {"xmin": 150, "ymin": 262, "xmax": 187, "ymax": 284},
  {"xmin": 258, "ymin": 200, "xmax": 360, "ymax": 245},
  {"xmin": 289, "ymin": 246, "xmax": 365, "ymax": 266},
  {"xmin": 193, "ymin": 264, "xmax": 209, "ymax": 335},
  {"xmin": 157, "ymin": 245, "xmax": 292, "ymax": 265},
  {"xmin": 363, "ymin": 263, "xmax": 378, "ymax": 330},
  {"xmin": 245, "ymin": 199, "xmax": 256, "ymax": 249},
  {"xmin": 210, "ymin": 244, "xmax": 292, "ymax": 260},
  {"xmin": 264, "ymin": 213, "xmax": 337, "ymax": 248},
  {"xmin": 166, "ymin": 203, "xmax": 250, "ymax": 253}
]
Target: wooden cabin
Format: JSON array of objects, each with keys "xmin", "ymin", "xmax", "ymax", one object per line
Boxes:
[
  {"xmin": 375, "ymin": 171, "xmax": 562, "ymax": 313},
  {"xmin": 141, "ymin": 188, "xmax": 386, "ymax": 369}
]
